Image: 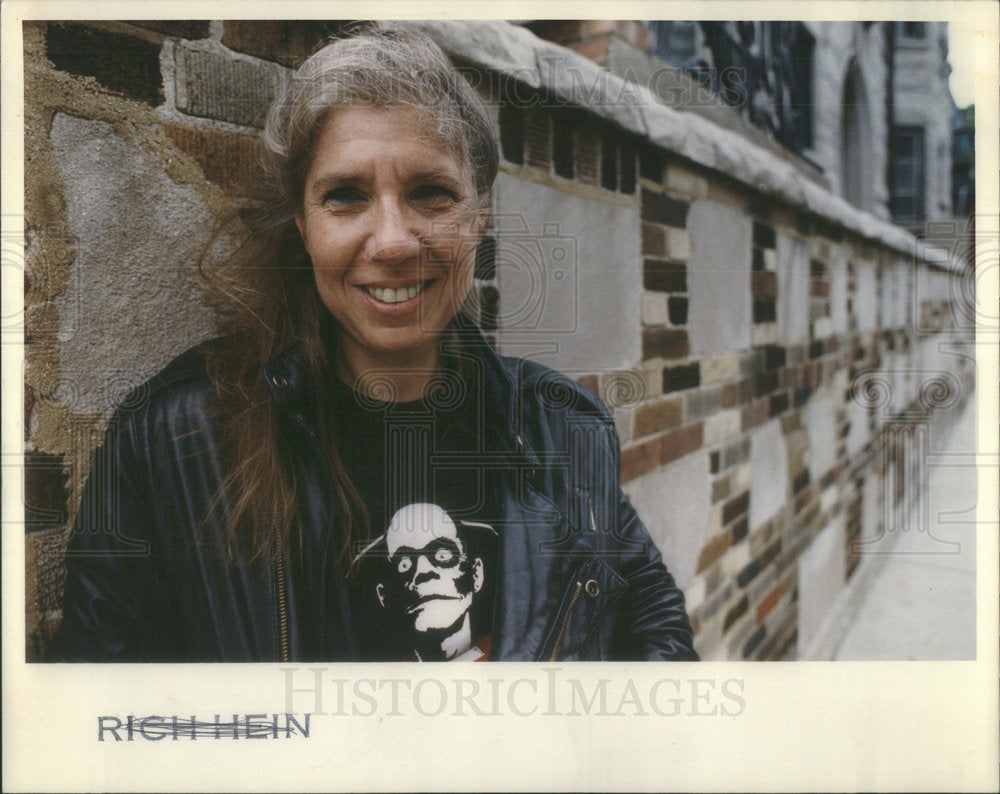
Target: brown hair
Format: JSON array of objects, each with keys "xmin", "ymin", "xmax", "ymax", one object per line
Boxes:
[{"xmin": 200, "ymin": 24, "xmax": 499, "ymax": 566}]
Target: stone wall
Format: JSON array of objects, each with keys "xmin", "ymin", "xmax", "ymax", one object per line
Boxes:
[{"xmin": 21, "ymin": 20, "xmax": 973, "ymax": 660}]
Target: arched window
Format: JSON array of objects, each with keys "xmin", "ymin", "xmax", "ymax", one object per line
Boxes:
[{"xmin": 840, "ymin": 60, "xmax": 873, "ymax": 211}]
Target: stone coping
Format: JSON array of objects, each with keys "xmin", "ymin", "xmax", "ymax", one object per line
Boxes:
[{"xmin": 402, "ymin": 19, "xmax": 963, "ymax": 273}]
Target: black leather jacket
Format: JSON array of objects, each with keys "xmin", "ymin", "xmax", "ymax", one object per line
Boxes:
[{"xmin": 51, "ymin": 318, "xmax": 697, "ymax": 662}]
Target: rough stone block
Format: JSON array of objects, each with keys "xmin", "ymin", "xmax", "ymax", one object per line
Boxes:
[
  {"xmin": 660, "ymin": 422, "xmax": 703, "ymax": 464},
  {"xmin": 641, "ymin": 188, "xmax": 689, "ymax": 228},
  {"xmin": 668, "ymin": 296, "xmax": 688, "ymax": 325},
  {"xmin": 665, "ymin": 163, "xmax": 708, "ymax": 198},
  {"xmin": 727, "ymin": 536, "xmax": 752, "ymax": 574},
  {"xmin": 665, "ymin": 228, "xmax": 691, "ymax": 261},
  {"xmin": 684, "ymin": 575, "xmax": 707, "ymax": 614},
  {"xmin": 612, "ymin": 406, "xmax": 635, "ymax": 445},
  {"xmin": 662, "ymin": 362, "xmax": 700, "ymax": 393},
  {"xmin": 642, "ymin": 328, "xmax": 689, "ymax": 360},
  {"xmin": 723, "ymin": 593, "xmax": 749, "ymax": 631},
  {"xmin": 221, "ymin": 21, "xmax": 342, "ymax": 65},
  {"xmin": 741, "ymin": 398, "xmax": 769, "ymax": 431},
  {"xmin": 641, "ymin": 222, "xmax": 665, "ymax": 256},
  {"xmin": 633, "ymin": 396, "xmax": 683, "ymax": 438},
  {"xmin": 46, "ymin": 22, "xmax": 164, "ymax": 105},
  {"xmin": 701, "ymin": 353, "xmax": 739, "ymax": 384},
  {"xmin": 722, "ymin": 490, "xmax": 749, "ymax": 525},
  {"xmin": 698, "ymin": 530, "xmax": 731, "ymax": 575},
  {"xmin": 685, "ymin": 384, "xmax": 722, "ymax": 420},
  {"xmin": 163, "ymin": 123, "xmax": 267, "ymax": 198},
  {"xmin": 721, "ymin": 437, "xmax": 751, "ymax": 470},
  {"xmin": 756, "ymin": 583, "xmax": 785, "ymax": 623},
  {"xmin": 687, "ymin": 199, "xmax": 752, "ymax": 356},
  {"xmin": 749, "ymin": 418, "xmax": 788, "ymax": 531},
  {"xmin": 704, "ymin": 407, "xmax": 741, "ymax": 446},
  {"xmin": 24, "ymin": 451, "xmax": 70, "ymax": 532},
  {"xmin": 175, "ymin": 43, "xmax": 287, "ymax": 128},
  {"xmin": 643, "ymin": 259, "xmax": 687, "ymax": 292},
  {"xmin": 641, "ymin": 292, "xmax": 669, "ymax": 326},
  {"xmin": 128, "ymin": 21, "xmax": 211, "ymax": 40},
  {"xmin": 721, "ymin": 377, "xmax": 753, "ymax": 408},
  {"xmin": 752, "ymin": 322, "xmax": 778, "ymax": 345},
  {"xmin": 733, "ymin": 463, "xmax": 752, "ymax": 493},
  {"xmin": 620, "ymin": 436, "xmax": 660, "ymax": 483},
  {"xmin": 27, "ymin": 526, "xmax": 69, "ymax": 616},
  {"xmin": 711, "ymin": 475, "xmax": 732, "ymax": 504},
  {"xmin": 50, "ymin": 114, "xmax": 219, "ymax": 413}
]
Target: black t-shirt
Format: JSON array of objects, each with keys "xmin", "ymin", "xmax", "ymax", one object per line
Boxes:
[{"xmin": 330, "ymin": 369, "xmax": 498, "ymax": 661}]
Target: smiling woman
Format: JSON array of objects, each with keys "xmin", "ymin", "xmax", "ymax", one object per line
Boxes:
[
  {"xmin": 48, "ymin": 23, "xmax": 697, "ymax": 663},
  {"xmin": 296, "ymin": 106, "xmax": 485, "ymax": 399}
]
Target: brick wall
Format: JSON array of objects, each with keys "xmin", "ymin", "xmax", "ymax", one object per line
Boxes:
[{"xmin": 21, "ymin": 19, "xmax": 973, "ymax": 660}]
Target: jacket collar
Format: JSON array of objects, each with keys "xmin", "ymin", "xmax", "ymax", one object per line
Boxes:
[{"xmin": 261, "ymin": 312, "xmax": 538, "ymax": 465}]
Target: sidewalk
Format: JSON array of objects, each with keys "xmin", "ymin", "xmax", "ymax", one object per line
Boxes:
[{"xmin": 829, "ymin": 392, "xmax": 979, "ymax": 660}]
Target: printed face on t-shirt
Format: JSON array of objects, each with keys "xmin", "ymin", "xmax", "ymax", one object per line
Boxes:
[{"xmin": 377, "ymin": 503, "xmax": 484, "ymax": 634}]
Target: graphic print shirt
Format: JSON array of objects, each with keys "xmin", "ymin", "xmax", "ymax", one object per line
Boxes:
[{"xmin": 330, "ymin": 368, "xmax": 498, "ymax": 662}]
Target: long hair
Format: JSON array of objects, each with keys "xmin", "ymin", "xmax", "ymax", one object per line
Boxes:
[{"xmin": 199, "ymin": 24, "xmax": 499, "ymax": 566}]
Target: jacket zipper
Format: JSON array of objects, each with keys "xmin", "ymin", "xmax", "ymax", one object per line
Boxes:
[
  {"xmin": 549, "ymin": 580, "xmax": 583, "ymax": 661},
  {"xmin": 275, "ymin": 520, "xmax": 290, "ymax": 663}
]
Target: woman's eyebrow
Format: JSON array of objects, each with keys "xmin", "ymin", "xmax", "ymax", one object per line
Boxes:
[
  {"xmin": 308, "ymin": 173, "xmax": 362, "ymax": 192},
  {"xmin": 308, "ymin": 169, "xmax": 462, "ymax": 192}
]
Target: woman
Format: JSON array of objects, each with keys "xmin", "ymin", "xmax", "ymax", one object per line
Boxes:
[{"xmin": 51, "ymin": 25, "xmax": 697, "ymax": 662}]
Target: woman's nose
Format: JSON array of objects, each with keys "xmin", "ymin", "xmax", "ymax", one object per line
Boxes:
[{"xmin": 365, "ymin": 199, "xmax": 421, "ymax": 265}]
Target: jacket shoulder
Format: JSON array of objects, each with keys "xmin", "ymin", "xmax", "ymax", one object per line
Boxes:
[
  {"xmin": 114, "ymin": 336, "xmax": 227, "ymax": 421},
  {"xmin": 498, "ymin": 355, "xmax": 612, "ymax": 424}
]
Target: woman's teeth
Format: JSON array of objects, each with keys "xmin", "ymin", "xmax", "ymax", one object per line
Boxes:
[{"xmin": 367, "ymin": 283, "xmax": 426, "ymax": 304}]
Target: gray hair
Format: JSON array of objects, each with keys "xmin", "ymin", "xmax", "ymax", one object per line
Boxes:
[{"xmin": 261, "ymin": 24, "xmax": 499, "ymax": 222}]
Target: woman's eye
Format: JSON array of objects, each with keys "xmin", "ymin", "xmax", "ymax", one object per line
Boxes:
[
  {"xmin": 323, "ymin": 187, "xmax": 364, "ymax": 205},
  {"xmin": 412, "ymin": 184, "xmax": 458, "ymax": 205},
  {"xmin": 397, "ymin": 557, "xmax": 412, "ymax": 574}
]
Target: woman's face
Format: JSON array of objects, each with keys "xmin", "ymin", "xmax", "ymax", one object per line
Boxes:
[{"xmin": 296, "ymin": 106, "xmax": 485, "ymax": 380}]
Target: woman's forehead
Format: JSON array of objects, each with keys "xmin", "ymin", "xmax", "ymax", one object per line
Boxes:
[{"xmin": 313, "ymin": 105, "xmax": 463, "ymax": 161}]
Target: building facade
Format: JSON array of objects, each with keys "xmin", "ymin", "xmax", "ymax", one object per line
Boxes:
[{"xmin": 529, "ymin": 20, "xmax": 962, "ymax": 230}]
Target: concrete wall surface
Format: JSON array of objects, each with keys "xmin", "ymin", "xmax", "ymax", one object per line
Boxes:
[{"xmin": 19, "ymin": 19, "xmax": 975, "ymax": 661}]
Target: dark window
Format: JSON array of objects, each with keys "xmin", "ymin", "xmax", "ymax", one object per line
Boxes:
[
  {"xmin": 552, "ymin": 113, "xmax": 574, "ymax": 179},
  {"xmin": 649, "ymin": 21, "xmax": 699, "ymax": 64},
  {"xmin": 695, "ymin": 21, "xmax": 815, "ymax": 154},
  {"xmin": 896, "ymin": 21, "xmax": 926, "ymax": 39},
  {"xmin": 498, "ymin": 102, "xmax": 524, "ymax": 165},
  {"xmin": 890, "ymin": 126, "xmax": 925, "ymax": 223}
]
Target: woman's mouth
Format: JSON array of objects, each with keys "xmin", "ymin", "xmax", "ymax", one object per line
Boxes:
[{"xmin": 363, "ymin": 280, "xmax": 433, "ymax": 305}]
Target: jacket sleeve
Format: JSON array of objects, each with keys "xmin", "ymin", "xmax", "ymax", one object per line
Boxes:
[
  {"xmin": 47, "ymin": 409, "xmax": 159, "ymax": 661},
  {"xmin": 585, "ymin": 397, "xmax": 697, "ymax": 661},
  {"xmin": 610, "ymin": 488, "xmax": 699, "ymax": 661}
]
